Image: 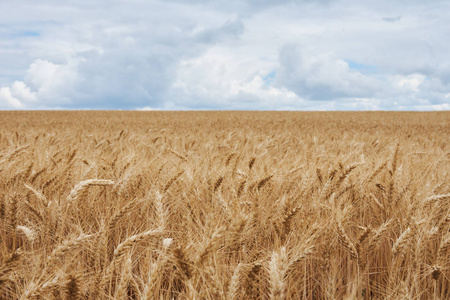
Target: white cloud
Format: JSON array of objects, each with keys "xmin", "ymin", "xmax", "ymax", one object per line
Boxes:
[
  {"xmin": 11, "ymin": 81, "xmax": 37, "ymax": 103},
  {"xmin": 170, "ymin": 49, "xmax": 303, "ymax": 109},
  {"xmin": 0, "ymin": 59, "xmax": 80, "ymax": 109},
  {"xmin": 0, "ymin": 87, "xmax": 23, "ymax": 109},
  {"xmin": 136, "ymin": 106, "xmax": 161, "ymax": 111},
  {"xmin": 0, "ymin": 81, "xmax": 38, "ymax": 109},
  {"xmin": 392, "ymin": 74, "xmax": 425, "ymax": 93},
  {"xmin": 26, "ymin": 59, "xmax": 79, "ymax": 103}
]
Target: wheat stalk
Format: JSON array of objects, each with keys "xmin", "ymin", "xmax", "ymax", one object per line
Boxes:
[{"xmin": 142, "ymin": 238, "xmax": 173, "ymax": 299}]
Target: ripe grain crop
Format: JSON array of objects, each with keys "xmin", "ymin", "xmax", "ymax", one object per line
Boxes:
[{"xmin": 0, "ymin": 110, "xmax": 449, "ymax": 299}]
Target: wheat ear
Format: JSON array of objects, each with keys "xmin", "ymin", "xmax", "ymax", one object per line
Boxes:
[
  {"xmin": 114, "ymin": 252, "xmax": 133, "ymax": 299},
  {"xmin": 67, "ymin": 179, "xmax": 114, "ymax": 202},
  {"xmin": 113, "ymin": 228, "xmax": 164, "ymax": 261},
  {"xmin": 107, "ymin": 197, "xmax": 141, "ymax": 234},
  {"xmin": 0, "ymin": 250, "xmax": 21, "ymax": 284},
  {"xmin": 195, "ymin": 226, "xmax": 226, "ymax": 266},
  {"xmin": 24, "ymin": 184, "xmax": 48, "ymax": 206},
  {"xmin": 438, "ymin": 234, "xmax": 450, "ymax": 260},
  {"xmin": 392, "ymin": 227, "xmax": 412, "ymax": 257},
  {"xmin": 16, "ymin": 225, "xmax": 37, "ymax": 243},
  {"xmin": 101, "ymin": 228, "xmax": 162, "ymax": 293},
  {"xmin": 46, "ymin": 233, "xmax": 94, "ymax": 268},
  {"xmin": 336, "ymin": 222, "xmax": 358, "ymax": 263},
  {"xmin": 269, "ymin": 246, "xmax": 289, "ymax": 300},
  {"xmin": 367, "ymin": 219, "xmax": 392, "ymax": 254},
  {"xmin": 424, "ymin": 193, "xmax": 450, "ymax": 206},
  {"xmin": 228, "ymin": 263, "xmax": 244, "ymax": 300},
  {"xmin": 65, "ymin": 274, "xmax": 80, "ymax": 300}
]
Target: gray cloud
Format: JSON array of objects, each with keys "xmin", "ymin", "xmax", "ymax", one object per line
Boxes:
[
  {"xmin": 382, "ymin": 15, "xmax": 402, "ymax": 22},
  {"xmin": 275, "ymin": 45, "xmax": 382, "ymax": 101},
  {"xmin": 274, "ymin": 44, "xmax": 450, "ymax": 110}
]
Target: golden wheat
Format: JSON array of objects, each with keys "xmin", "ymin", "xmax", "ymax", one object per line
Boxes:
[{"xmin": 0, "ymin": 111, "xmax": 448, "ymax": 299}]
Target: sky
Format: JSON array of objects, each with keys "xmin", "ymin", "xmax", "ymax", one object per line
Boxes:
[{"xmin": 0, "ymin": 0, "xmax": 449, "ymax": 110}]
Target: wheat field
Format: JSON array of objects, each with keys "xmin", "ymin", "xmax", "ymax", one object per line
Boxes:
[{"xmin": 0, "ymin": 111, "xmax": 449, "ymax": 299}]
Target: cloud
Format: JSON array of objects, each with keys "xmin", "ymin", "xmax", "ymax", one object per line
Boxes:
[
  {"xmin": 274, "ymin": 44, "xmax": 450, "ymax": 110},
  {"xmin": 0, "ymin": 3, "xmax": 245, "ymax": 109},
  {"xmin": 26, "ymin": 59, "xmax": 79, "ymax": 104},
  {"xmin": 275, "ymin": 45, "xmax": 381, "ymax": 101},
  {"xmin": 0, "ymin": 0, "xmax": 449, "ymax": 110},
  {"xmin": 192, "ymin": 20, "xmax": 245, "ymax": 44},
  {"xmin": 168, "ymin": 48, "xmax": 303, "ymax": 110},
  {"xmin": 0, "ymin": 81, "xmax": 37, "ymax": 109},
  {"xmin": 0, "ymin": 59, "xmax": 81, "ymax": 109},
  {"xmin": 382, "ymin": 15, "xmax": 402, "ymax": 22},
  {"xmin": 0, "ymin": 86, "xmax": 22, "ymax": 109}
]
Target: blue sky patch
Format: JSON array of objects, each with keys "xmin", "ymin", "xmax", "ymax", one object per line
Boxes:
[
  {"xmin": 262, "ymin": 71, "xmax": 276, "ymax": 86},
  {"xmin": 22, "ymin": 31, "xmax": 40, "ymax": 37},
  {"xmin": 345, "ymin": 60, "xmax": 377, "ymax": 74}
]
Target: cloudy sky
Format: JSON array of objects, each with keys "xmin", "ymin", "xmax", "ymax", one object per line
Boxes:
[{"xmin": 0, "ymin": 0, "xmax": 449, "ymax": 110}]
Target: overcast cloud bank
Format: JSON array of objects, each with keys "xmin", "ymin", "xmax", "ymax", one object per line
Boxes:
[{"xmin": 0, "ymin": 0, "xmax": 449, "ymax": 110}]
